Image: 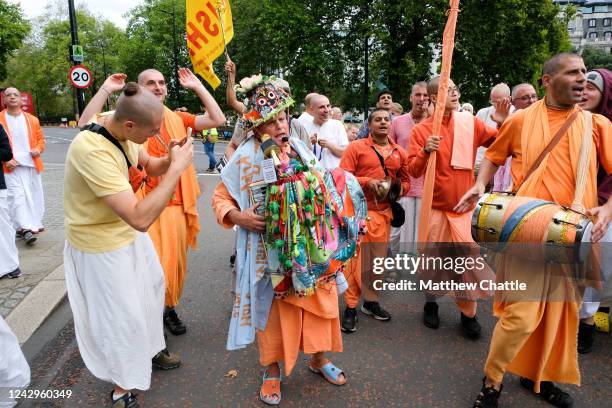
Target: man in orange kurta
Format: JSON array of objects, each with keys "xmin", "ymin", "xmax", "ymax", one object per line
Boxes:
[
  {"xmin": 138, "ymin": 68, "xmax": 225, "ymax": 335},
  {"xmin": 407, "ymin": 77, "xmax": 498, "ymax": 339},
  {"xmin": 1, "ymin": 87, "xmax": 45, "ymax": 244},
  {"xmin": 339, "ymin": 108, "xmax": 410, "ymax": 332},
  {"xmin": 456, "ymin": 53, "xmax": 612, "ymax": 408}
]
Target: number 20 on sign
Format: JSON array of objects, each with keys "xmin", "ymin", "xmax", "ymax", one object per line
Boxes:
[{"xmin": 69, "ymin": 65, "xmax": 93, "ymax": 89}]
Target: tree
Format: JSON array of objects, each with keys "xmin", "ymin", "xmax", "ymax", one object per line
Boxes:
[
  {"xmin": 581, "ymin": 46, "xmax": 612, "ymax": 71},
  {"xmin": 0, "ymin": 0, "xmax": 30, "ymax": 80},
  {"xmin": 3, "ymin": 5, "xmax": 125, "ymax": 121}
]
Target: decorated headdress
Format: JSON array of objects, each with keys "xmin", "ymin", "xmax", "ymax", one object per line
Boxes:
[{"xmin": 236, "ymin": 74, "xmax": 294, "ymax": 129}]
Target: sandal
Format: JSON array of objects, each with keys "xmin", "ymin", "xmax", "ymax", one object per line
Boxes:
[
  {"xmin": 308, "ymin": 359, "xmax": 347, "ymax": 386},
  {"xmin": 259, "ymin": 370, "xmax": 281, "ymax": 406},
  {"xmin": 519, "ymin": 377, "xmax": 574, "ymax": 408}
]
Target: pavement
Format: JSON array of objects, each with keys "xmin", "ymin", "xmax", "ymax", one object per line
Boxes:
[{"xmin": 3, "ymin": 128, "xmax": 611, "ymax": 407}]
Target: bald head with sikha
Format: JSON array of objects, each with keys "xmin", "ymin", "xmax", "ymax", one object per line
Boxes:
[{"xmin": 110, "ymin": 83, "xmax": 164, "ymax": 144}]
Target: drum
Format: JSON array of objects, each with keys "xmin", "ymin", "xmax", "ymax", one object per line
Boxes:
[{"xmin": 472, "ymin": 192, "xmax": 593, "ymax": 264}]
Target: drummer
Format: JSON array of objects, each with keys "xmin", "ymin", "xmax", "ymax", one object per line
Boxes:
[
  {"xmin": 456, "ymin": 52, "xmax": 612, "ymax": 408},
  {"xmin": 407, "ymin": 76, "xmax": 502, "ymax": 339}
]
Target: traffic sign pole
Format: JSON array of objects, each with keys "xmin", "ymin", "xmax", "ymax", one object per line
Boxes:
[
  {"xmin": 69, "ymin": 66, "xmax": 93, "ymax": 89},
  {"xmin": 68, "ymin": 0, "xmax": 85, "ymax": 117}
]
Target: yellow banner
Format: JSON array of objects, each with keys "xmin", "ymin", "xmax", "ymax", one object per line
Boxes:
[{"xmin": 186, "ymin": 0, "xmax": 234, "ymax": 89}]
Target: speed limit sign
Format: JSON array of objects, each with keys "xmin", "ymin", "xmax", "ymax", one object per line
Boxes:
[{"xmin": 69, "ymin": 65, "xmax": 93, "ymax": 89}]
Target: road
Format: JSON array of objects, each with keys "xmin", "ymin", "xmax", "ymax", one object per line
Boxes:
[{"xmin": 17, "ymin": 129, "xmax": 612, "ymax": 407}]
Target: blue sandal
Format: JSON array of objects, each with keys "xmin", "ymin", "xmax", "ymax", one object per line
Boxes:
[
  {"xmin": 259, "ymin": 370, "xmax": 282, "ymax": 405},
  {"xmin": 308, "ymin": 360, "xmax": 347, "ymax": 386}
]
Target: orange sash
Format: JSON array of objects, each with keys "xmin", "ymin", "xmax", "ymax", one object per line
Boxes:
[{"xmin": 148, "ymin": 107, "xmax": 201, "ymax": 248}]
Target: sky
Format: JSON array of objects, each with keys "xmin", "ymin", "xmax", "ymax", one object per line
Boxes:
[{"xmin": 18, "ymin": 0, "xmax": 144, "ymax": 28}]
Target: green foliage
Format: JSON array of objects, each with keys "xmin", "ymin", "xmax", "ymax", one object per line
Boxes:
[
  {"xmin": 0, "ymin": 0, "xmax": 30, "ymax": 80},
  {"xmin": 3, "ymin": 0, "xmax": 573, "ymax": 120},
  {"xmin": 3, "ymin": 6, "xmax": 125, "ymax": 121},
  {"xmin": 581, "ymin": 46, "xmax": 612, "ymax": 71}
]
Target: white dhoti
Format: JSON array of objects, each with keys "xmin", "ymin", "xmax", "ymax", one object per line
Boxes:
[
  {"xmin": 64, "ymin": 233, "xmax": 165, "ymax": 391},
  {"xmin": 580, "ymin": 225, "xmax": 612, "ymax": 318},
  {"xmin": 0, "ymin": 316, "xmax": 30, "ymax": 407},
  {"xmin": 5, "ymin": 166, "xmax": 44, "ymax": 232},
  {"xmin": 389, "ymin": 196, "xmax": 421, "ymax": 255},
  {"xmin": 0, "ymin": 190, "xmax": 19, "ymax": 277}
]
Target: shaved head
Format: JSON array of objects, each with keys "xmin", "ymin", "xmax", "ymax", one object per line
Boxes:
[
  {"xmin": 138, "ymin": 69, "xmax": 168, "ymax": 102},
  {"xmin": 542, "ymin": 52, "xmax": 581, "ymax": 76},
  {"xmin": 490, "ymin": 83, "xmax": 510, "ymax": 100},
  {"xmin": 114, "ymin": 83, "xmax": 163, "ymax": 126},
  {"xmin": 304, "ymin": 93, "xmax": 320, "ymax": 113},
  {"xmin": 427, "ymin": 76, "xmax": 441, "ymax": 96},
  {"xmin": 3, "ymin": 87, "xmax": 22, "ymax": 109},
  {"xmin": 3, "ymin": 87, "xmax": 20, "ymax": 96},
  {"xmin": 137, "ymin": 69, "xmax": 163, "ymax": 85}
]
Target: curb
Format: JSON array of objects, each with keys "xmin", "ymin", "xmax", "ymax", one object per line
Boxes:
[{"xmin": 6, "ymin": 264, "xmax": 67, "ymax": 345}]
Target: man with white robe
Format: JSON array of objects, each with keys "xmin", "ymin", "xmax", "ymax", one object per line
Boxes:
[
  {"xmin": 63, "ymin": 83, "xmax": 194, "ymax": 407},
  {"xmin": 0, "ymin": 88, "xmax": 45, "ymax": 246},
  {"xmin": 0, "ymin": 316, "xmax": 30, "ymax": 407},
  {"xmin": 0, "ymin": 123, "xmax": 20, "ymax": 279}
]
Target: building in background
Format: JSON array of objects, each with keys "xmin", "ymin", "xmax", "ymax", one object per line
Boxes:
[{"xmin": 555, "ymin": 0, "xmax": 612, "ymax": 53}]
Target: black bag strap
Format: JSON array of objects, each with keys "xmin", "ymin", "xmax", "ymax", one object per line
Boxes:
[
  {"xmin": 83, "ymin": 123, "xmax": 139, "ymax": 169},
  {"xmin": 371, "ymin": 145, "xmax": 390, "ymax": 177}
]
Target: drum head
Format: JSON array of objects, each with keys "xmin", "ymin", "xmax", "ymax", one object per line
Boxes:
[{"xmin": 578, "ymin": 221, "xmax": 593, "ymax": 263}]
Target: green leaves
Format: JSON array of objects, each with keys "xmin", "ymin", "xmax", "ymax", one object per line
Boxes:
[
  {"xmin": 0, "ymin": 0, "xmax": 30, "ymax": 81},
  {"xmin": 3, "ymin": 0, "xmax": 572, "ymax": 121}
]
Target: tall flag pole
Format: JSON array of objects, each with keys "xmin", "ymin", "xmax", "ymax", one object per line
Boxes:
[
  {"xmin": 186, "ymin": 0, "xmax": 234, "ymax": 89},
  {"xmin": 418, "ymin": 0, "xmax": 461, "ymax": 243}
]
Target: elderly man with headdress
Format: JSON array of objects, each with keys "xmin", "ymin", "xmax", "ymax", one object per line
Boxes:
[
  {"xmin": 212, "ymin": 78, "xmax": 366, "ymax": 405},
  {"xmin": 577, "ymin": 67, "xmax": 612, "ymax": 351}
]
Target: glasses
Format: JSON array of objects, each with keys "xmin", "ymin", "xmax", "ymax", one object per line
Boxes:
[
  {"xmin": 447, "ymin": 86, "xmax": 460, "ymax": 95},
  {"xmin": 513, "ymin": 94, "xmax": 538, "ymax": 102}
]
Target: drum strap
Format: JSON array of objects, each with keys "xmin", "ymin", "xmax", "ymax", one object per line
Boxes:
[
  {"xmin": 519, "ymin": 109, "xmax": 580, "ymax": 189},
  {"xmin": 571, "ymin": 110, "xmax": 593, "ymax": 212}
]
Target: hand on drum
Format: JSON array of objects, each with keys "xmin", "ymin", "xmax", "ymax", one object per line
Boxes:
[
  {"xmin": 453, "ymin": 183, "xmax": 486, "ymax": 213},
  {"xmin": 587, "ymin": 202, "xmax": 612, "ymax": 243}
]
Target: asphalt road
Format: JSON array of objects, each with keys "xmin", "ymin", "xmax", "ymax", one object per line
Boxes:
[
  {"xmin": 17, "ymin": 129, "xmax": 612, "ymax": 407},
  {"xmin": 42, "ymin": 127, "xmax": 229, "ymax": 172}
]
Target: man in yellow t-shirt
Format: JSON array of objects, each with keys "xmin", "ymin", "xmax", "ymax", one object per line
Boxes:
[{"xmin": 63, "ymin": 83, "xmax": 194, "ymax": 408}]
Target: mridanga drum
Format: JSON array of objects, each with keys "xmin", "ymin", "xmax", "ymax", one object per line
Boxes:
[{"xmin": 472, "ymin": 192, "xmax": 592, "ymax": 264}]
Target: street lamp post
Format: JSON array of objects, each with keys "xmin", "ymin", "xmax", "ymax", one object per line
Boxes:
[{"xmin": 158, "ymin": 0, "xmax": 181, "ymax": 107}]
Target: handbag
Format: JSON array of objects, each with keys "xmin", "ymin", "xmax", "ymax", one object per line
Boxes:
[{"xmin": 371, "ymin": 145, "xmax": 405, "ymax": 227}]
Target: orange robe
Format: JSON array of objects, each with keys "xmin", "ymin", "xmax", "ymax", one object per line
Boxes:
[
  {"xmin": 146, "ymin": 107, "xmax": 201, "ymax": 308},
  {"xmin": 339, "ymin": 136, "xmax": 410, "ymax": 307},
  {"xmin": 211, "ymin": 183, "xmax": 342, "ymax": 376},
  {"xmin": 408, "ymin": 113, "xmax": 497, "ymax": 316},
  {"xmin": 483, "ymin": 101, "xmax": 612, "ymax": 392},
  {"xmin": 0, "ymin": 110, "xmax": 45, "ymax": 174}
]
